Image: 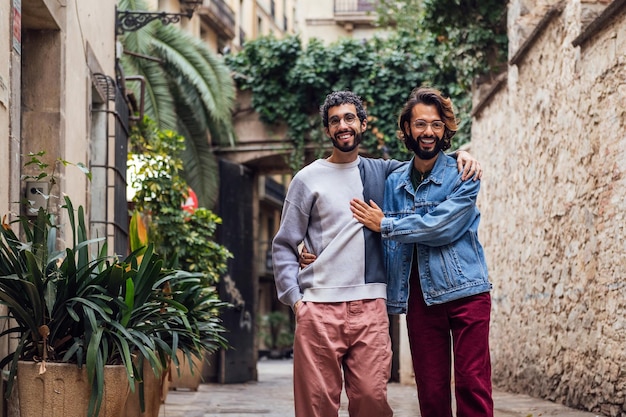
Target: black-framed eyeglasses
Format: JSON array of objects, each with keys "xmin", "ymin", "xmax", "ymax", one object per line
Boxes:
[
  {"xmin": 412, "ymin": 119, "xmax": 445, "ymax": 132},
  {"xmin": 329, "ymin": 113, "xmax": 358, "ymax": 127}
]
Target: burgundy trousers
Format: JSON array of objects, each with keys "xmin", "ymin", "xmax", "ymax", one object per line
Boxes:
[
  {"xmin": 292, "ymin": 299, "xmax": 393, "ymax": 417},
  {"xmin": 407, "ymin": 278, "xmax": 493, "ymax": 417}
]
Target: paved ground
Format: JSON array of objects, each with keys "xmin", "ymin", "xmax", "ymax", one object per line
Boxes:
[{"xmin": 158, "ymin": 359, "xmax": 604, "ymax": 417}]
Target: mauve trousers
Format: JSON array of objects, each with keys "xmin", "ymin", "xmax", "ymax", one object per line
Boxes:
[
  {"xmin": 293, "ymin": 299, "xmax": 393, "ymax": 417},
  {"xmin": 407, "ymin": 276, "xmax": 493, "ymax": 417}
]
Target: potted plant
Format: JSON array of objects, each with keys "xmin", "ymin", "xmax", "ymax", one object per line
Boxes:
[
  {"xmin": 168, "ymin": 277, "xmax": 228, "ymax": 391},
  {"xmin": 127, "ymin": 118, "xmax": 232, "ymax": 393},
  {"xmin": 258, "ymin": 311, "xmax": 294, "ymax": 359},
  {"xmin": 126, "ymin": 209, "xmax": 230, "ymax": 397},
  {"xmin": 0, "ymin": 153, "xmax": 202, "ymax": 417}
]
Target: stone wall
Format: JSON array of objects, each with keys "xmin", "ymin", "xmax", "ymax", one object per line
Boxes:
[{"xmin": 470, "ymin": 1, "xmax": 626, "ymax": 416}]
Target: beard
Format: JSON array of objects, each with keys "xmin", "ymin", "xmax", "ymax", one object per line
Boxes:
[
  {"xmin": 405, "ymin": 134, "xmax": 443, "ymax": 160},
  {"xmin": 331, "ymin": 129, "xmax": 363, "ymax": 153}
]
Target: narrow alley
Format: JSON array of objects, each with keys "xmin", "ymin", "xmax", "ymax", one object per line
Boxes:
[{"xmin": 158, "ymin": 359, "xmax": 604, "ymax": 417}]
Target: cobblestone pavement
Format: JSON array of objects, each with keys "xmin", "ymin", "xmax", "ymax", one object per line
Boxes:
[{"xmin": 159, "ymin": 359, "xmax": 604, "ymax": 417}]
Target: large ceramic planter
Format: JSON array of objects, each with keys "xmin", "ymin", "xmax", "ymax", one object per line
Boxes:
[
  {"xmin": 122, "ymin": 359, "xmax": 170, "ymax": 417},
  {"xmin": 169, "ymin": 351, "xmax": 204, "ymax": 391},
  {"xmin": 15, "ymin": 361, "xmax": 129, "ymax": 417}
]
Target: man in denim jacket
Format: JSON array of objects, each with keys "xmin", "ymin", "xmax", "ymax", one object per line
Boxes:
[{"xmin": 350, "ymin": 86, "xmax": 493, "ymax": 417}]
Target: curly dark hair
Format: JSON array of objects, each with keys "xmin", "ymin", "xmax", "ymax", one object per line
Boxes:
[
  {"xmin": 319, "ymin": 91, "xmax": 367, "ymax": 128},
  {"xmin": 397, "ymin": 86, "xmax": 458, "ymax": 152}
]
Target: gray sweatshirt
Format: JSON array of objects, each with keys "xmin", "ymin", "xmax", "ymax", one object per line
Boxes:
[{"xmin": 272, "ymin": 156, "xmax": 404, "ymax": 308}]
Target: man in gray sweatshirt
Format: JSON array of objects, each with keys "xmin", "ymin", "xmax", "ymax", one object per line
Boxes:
[{"xmin": 271, "ymin": 91, "xmax": 480, "ymax": 417}]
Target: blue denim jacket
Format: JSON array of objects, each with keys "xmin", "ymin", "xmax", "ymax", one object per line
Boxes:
[{"xmin": 381, "ymin": 152, "xmax": 491, "ymax": 314}]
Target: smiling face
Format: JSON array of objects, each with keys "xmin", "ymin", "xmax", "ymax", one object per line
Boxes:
[
  {"xmin": 403, "ymin": 103, "xmax": 445, "ymax": 161},
  {"xmin": 324, "ymin": 103, "xmax": 367, "ymax": 157}
]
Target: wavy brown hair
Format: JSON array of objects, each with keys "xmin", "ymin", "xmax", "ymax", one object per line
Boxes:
[{"xmin": 397, "ymin": 86, "xmax": 457, "ymax": 151}]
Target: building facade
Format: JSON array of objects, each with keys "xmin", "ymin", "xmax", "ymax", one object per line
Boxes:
[
  {"xmin": 295, "ymin": 0, "xmax": 380, "ymax": 44},
  {"xmin": 1, "ymin": 1, "xmax": 123, "ymax": 415}
]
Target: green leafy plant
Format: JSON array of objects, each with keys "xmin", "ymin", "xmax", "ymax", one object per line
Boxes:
[
  {"xmin": 0, "ymin": 197, "xmax": 179, "ymax": 416},
  {"xmin": 118, "ymin": 0, "xmax": 236, "ymax": 209},
  {"xmin": 128, "ymin": 117, "xmax": 232, "ymax": 377},
  {"xmin": 167, "ymin": 275, "xmax": 229, "ymax": 375},
  {"xmin": 0, "ymin": 153, "xmax": 220, "ymax": 417},
  {"xmin": 128, "ymin": 116, "xmax": 232, "ymax": 287}
]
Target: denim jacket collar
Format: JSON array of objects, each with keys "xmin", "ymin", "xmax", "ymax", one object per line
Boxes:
[{"xmin": 397, "ymin": 151, "xmax": 447, "ymax": 192}]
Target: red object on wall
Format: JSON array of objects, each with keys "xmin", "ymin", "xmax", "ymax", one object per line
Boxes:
[
  {"xmin": 13, "ymin": 0, "xmax": 22, "ymax": 53},
  {"xmin": 182, "ymin": 188, "xmax": 198, "ymax": 213}
]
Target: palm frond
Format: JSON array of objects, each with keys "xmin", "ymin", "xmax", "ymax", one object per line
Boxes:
[
  {"xmin": 152, "ymin": 25, "xmax": 235, "ymax": 146},
  {"xmin": 120, "ymin": 35, "xmax": 178, "ymax": 130},
  {"xmin": 118, "ymin": 0, "xmax": 235, "ymax": 209},
  {"xmin": 175, "ymin": 119, "xmax": 219, "ymax": 209},
  {"xmin": 154, "ymin": 26, "xmax": 235, "ymax": 117},
  {"xmin": 118, "ymin": 0, "xmax": 179, "ymax": 129}
]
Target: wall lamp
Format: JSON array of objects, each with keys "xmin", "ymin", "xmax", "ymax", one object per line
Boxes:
[{"xmin": 116, "ymin": 0, "xmax": 203, "ymax": 35}]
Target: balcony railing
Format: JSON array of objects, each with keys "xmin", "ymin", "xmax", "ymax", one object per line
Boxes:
[
  {"xmin": 333, "ymin": 0, "xmax": 378, "ymax": 28},
  {"xmin": 263, "ymin": 177, "xmax": 285, "ymax": 205},
  {"xmin": 334, "ymin": 0, "xmax": 378, "ymax": 13},
  {"xmin": 209, "ymin": 0, "xmax": 235, "ymax": 27},
  {"xmin": 198, "ymin": 0, "xmax": 235, "ymax": 39}
]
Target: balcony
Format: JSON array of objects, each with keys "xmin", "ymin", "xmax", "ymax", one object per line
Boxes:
[
  {"xmin": 334, "ymin": 0, "xmax": 378, "ymax": 29},
  {"xmin": 197, "ymin": 0, "xmax": 236, "ymax": 40},
  {"xmin": 259, "ymin": 176, "xmax": 285, "ymax": 208},
  {"xmin": 335, "ymin": 0, "xmax": 377, "ymax": 12}
]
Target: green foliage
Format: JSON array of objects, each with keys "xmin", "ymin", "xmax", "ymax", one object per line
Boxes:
[
  {"xmin": 227, "ymin": 35, "xmax": 415, "ymax": 165},
  {"xmin": 226, "ymin": 1, "xmax": 507, "ymax": 167},
  {"xmin": 128, "ymin": 116, "xmax": 232, "ymax": 286},
  {"xmin": 168, "ymin": 275, "xmax": 229, "ymax": 376},
  {"xmin": 228, "ymin": 35, "xmax": 322, "ymax": 168},
  {"xmin": 129, "ymin": 117, "xmax": 188, "ymax": 212},
  {"xmin": 118, "ymin": 0, "xmax": 236, "ymax": 208},
  {"xmin": 0, "ymin": 152, "xmax": 227, "ymax": 416},
  {"xmin": 415, "ymin": 0, "xmax": 508, "ymax": 86},
  {"xmin": 128, "ymin": 117, "xmax": 232, "ymax": 377},
  {"xmin": 0, "ymin": 197, "xmax": 191, "ymax": 417}
]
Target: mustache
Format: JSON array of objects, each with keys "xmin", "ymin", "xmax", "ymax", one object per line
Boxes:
[{"xmin": 334, "ymin": 129, "xmax": 354, "ymax": 136}]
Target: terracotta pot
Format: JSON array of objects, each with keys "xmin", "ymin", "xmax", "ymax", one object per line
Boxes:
[
  {"xmin": 169, "ymin": 351, "xmax": 204, "ymax": 391},
  {"xmin": 16, "ymin": 361, "xmax": 129, "ymax": 417}
]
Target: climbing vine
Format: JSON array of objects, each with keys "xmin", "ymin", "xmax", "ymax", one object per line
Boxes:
[
  {"xmin": 225, "ymin": 0, "xmax": 507, "ymax": 169},
  {"xmin": 377, "ymin": 0, "xmax": 509, "ymax": 88}
]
